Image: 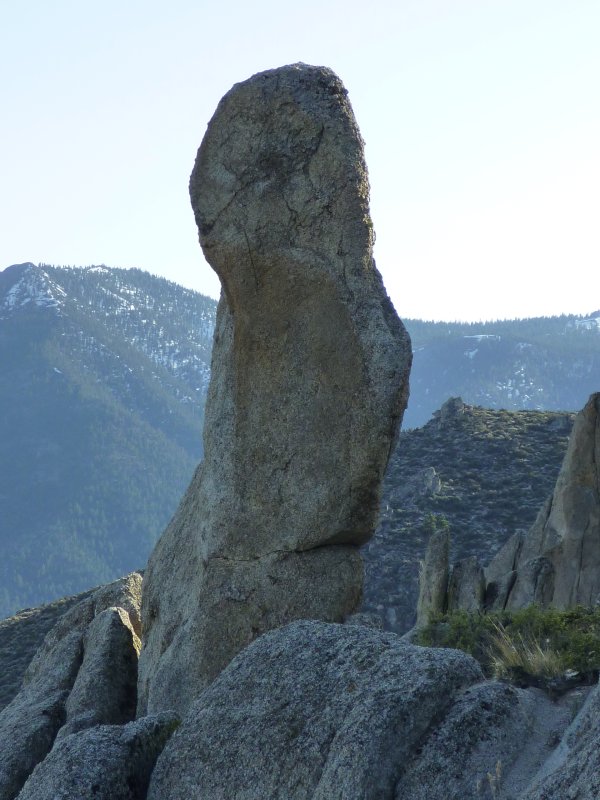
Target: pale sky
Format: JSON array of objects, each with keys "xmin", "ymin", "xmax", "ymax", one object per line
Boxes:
[{"xmin": 1, "ymin": 0, "xmax": 598, "ymax": 322}]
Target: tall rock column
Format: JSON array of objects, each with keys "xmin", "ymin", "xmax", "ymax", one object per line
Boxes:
[{"xmin": 138, "ymin": 63, "xmax": 412, "ymax": 716}]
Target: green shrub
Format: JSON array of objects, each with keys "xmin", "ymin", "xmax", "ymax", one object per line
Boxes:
[{"xmin": 416, "ymin": 605, "xmax": 600, "ymax": 682}]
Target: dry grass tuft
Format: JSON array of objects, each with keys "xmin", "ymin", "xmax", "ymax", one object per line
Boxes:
[{"xmin": 486, "ymin": 619, "xmax": 563, "ymax": 680}]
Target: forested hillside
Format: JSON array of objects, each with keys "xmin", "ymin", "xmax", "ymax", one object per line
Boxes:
[
  {"xmin": 0, "ymin": 263, "xmax": 215, "ymax": 616},
  {"xmin": 404, "ymin": 313, "xmax": 600, "ymax": 428},
  {"xmin": 1, "ymin": 261, "xmax": 598, "ymax": 619}
]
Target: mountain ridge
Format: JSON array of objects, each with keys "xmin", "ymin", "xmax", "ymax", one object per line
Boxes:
[
  {"xmin": 1, "ymin": 261, "xmax": 599, "ymax": 619},
  {"xmin": 0, "ymin": 263, "xmax": 215, "ymax": 616}
]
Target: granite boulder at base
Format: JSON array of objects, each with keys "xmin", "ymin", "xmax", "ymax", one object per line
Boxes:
[
  {"xmin": 16, "ymin": 713, "xmax": 179, "ymax": 800},
  {"xmin": 147, "ymin": 621, "xmax": 483, "ymax": 799},
  {"xmin": 148, "ymin": 620, "xmax": 595, "ymax": 800},
  {"xmin": 138, "ymin": 63, "xmax": 411, "ymax": 716},
  {"xmin": 521, "ymin": 679, "xmax": 600, "ymax": 800}
]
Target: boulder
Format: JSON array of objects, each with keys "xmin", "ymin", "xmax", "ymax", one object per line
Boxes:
[
  {"xmin": 57, "ymin": 606, "xmax": 140, "ymax": 738},
  {"xmin": 17, "ymin": 713, "xmax": 179, "ymax": 800},
  {"xmin": 395, "ymin": 681, "xmax": 566, "ymax": 799},
  {"xmin": 139, "ymin": 63, "xmax": 411, "ymax": 715},
  {"xmin": 0, "ymin": 574, "xmax": 142, "ymax": 799},
  {"xmin": 148, "ymin": 619, "xmax": 583, "ymax": 799},
  {"xmin": 147, "ymin": 620, "xmax": 483, "ymax": 800},
  {"xmin": 0, "ymin": 589, "xmax": 95, "ymax": 712},
  {"xmin": 484, "ymin": 531, "xmax": 523, "ymax": 610},
  {"xmin": 138, "ymin": 547, "xmax": 362, "ymax": 714},
  {"xmin": 436, "ymin": 396, "xmax": 465, "ymax": 427},
  {"xmin": 504, "ymin": 556, "xmax": 555, "ymax": 610},
  {"xmin": 522, "ymin": 680, "xmax": 600, "ymax": 800},
  {"xmin": 24, "ymin": 572, "xmax": 142, "ymax": 684},
  {"xmin": 0, "ymin": 631, "xmax": 81, "ymax": 800}
]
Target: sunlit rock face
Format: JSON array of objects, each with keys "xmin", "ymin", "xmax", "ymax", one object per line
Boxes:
[{"xmin": 138, "ymin": 63, "xmax": 411, "ymax": 716}]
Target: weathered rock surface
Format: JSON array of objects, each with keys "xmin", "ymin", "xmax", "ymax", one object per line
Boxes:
[
  {"xmin": 415, "ymin": 528, "xmax": 449, "ymax": 627},
  {"xmin": 362, "ymin": 404, "xmax": 575, "ymax": 633},
  {"xmin": 521, "ymin": 679, "xmax": 600, "ymax": 800},
  {"xmin": 395, "ymin": 681, "xmax": 573, "ymax": 800},
  {"xmin": 447, "ymin": 556, "xmax": 485, "ymax": 613},
  {"xmin": 24, "ymin": 572, "xmax": 141, "ymax": 685},
  {"xmin": 417, "ymin": 394, "xmax": 600, "ymax": 618},
  {"xmin": 57, "ymin": 606, "xmax": 140, "ymax": 738},
  {"xmin": 139, "ymin": 547, "xmax": 362, "ymax": 713},
  {"xmin": 147, "ymin": 620, "xmax": 482, "ymax": 799},
  {"xmin": 0, "ymin": 631, "xmax": 81, "ymax": 800},
  {"xmin": 489, "ymin": 392, "xmax": 600, "ymax": 611},
  {"xmin": 139, "ymin": 63, "xmax": 411, "ymax": 715},
  {"xmin": 148, "ymin": 619, "xmax": 588, "ymax": 799},
  {"xmin": 17, "ymin": 713, "xmax": 179, "ymax": 800},
  {"xmin": 0, "ymin": 574, "xmax": 142, "ymax": 799},
  {"xmin": 0, "ymin": 589, "xmax": 94, "ymax": 713}
]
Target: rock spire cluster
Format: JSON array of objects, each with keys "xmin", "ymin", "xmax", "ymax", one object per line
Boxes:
[
  {"xmin": 416, "ymin": 392, "xmax": 600, "ymax": 621},
  {"xmin": 488, "ymin": 391, "xmax": 600, "ymax": 610}
]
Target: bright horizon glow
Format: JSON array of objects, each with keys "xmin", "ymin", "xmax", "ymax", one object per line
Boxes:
[{"xmin": 1, "ymin": 1, "xmax": 598, "ymax": 322}]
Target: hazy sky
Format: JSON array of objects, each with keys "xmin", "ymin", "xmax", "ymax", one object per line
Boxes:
[{"xmin": 1, "ymin": 1, "xmax": 598, "ymax": 321}]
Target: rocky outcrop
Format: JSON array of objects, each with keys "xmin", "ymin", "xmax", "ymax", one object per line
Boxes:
[
  {"xmin": 395, "ymin": 680, "xmax": 578, "ymax": 800},
  {"xmin": 447, "ymin": 556, "xmax": 486, "ymax": 613},
  {"xmin": 0, "ymin": 629, "xmax": 82, "ymax": 800},
  {"xmin": 435, "ymin": 396, "xmax": 465, "ymax": 427},
  {"xmin": 415, "ymin": 394, "xmax": 600, "ymax": 621},
  {"xmin": 415, "ymin": 528, "xmax": 449, "ymax": 627},
  {"xmin": 415, "ymin": 542, "xmax": 486, "ymax": 626},
  {"xmin": 57, "ymin": 606, "xmax": 140, "ymax": 739},
  {"xmin": 362, "ymin": 404, "xmax": 574, "ymax": 633},
  {"xmin": 522, "ymin": 679, "xmax": 600, "ymax": 800},
  {"xmin": 0, "ymin": 574, "xmax": 141, "ymax": 800},
  {"xmin": 487, "ymin": 392, "xmax": 600, "ymax": 611},
  {"xmin": 138, "ymin": 63, "xmax": 411, "ymax": 715},
  {"xmin": 147, "ymin": 619, "xmax": 592, "ymax": 800},
  {"xmin": 0, "ymin": 588, "xmax": 95, "ymax": 712},
  {"xmin": 147, "ymin": 621, "xmax": 483, "ymax": 799},
  {"xmin": 17, "ymin": 713, "xmax": 179, "ymax": 800}
]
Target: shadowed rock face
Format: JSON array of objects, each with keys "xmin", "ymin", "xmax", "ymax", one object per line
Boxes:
[
  {"xmin": 0, "ymin": 574, "xmax": 142, "ymax": 800},
  {"xmin": 138, "ymin": 63, "xmax": 411, "ymax": 716},
  {"xmin": 416, "ymin": 394, "xmax": 600, "ymax": 621},
  {"xmin": 487, "ymin": 392, "xmax": 600, "ymax": 611}
]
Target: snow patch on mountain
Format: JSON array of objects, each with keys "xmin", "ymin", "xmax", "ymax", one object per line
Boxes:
[
  {"xmin": 1, "ymin": 264, "xmax": 65, "ymax": 315},
  {"xmin": 573, "ymin": 314, "xmax": 600, "ymax": 331}
]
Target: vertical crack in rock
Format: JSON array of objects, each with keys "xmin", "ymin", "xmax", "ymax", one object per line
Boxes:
[{"xmin": 138, "ymin": 63, "xmax": 412, "ymax": 716}]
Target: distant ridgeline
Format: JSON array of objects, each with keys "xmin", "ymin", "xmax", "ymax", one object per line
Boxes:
[
  {"xmin": 0, "ymin": 263, "xmax": 215, "ymax": 618},
  {"xmin": 403, "ymin": 313, "xmax": 600, "ymax": 429},
  {"xmin": 0, "ymin": 261, "xmax": 599, "ymax": 618}
]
